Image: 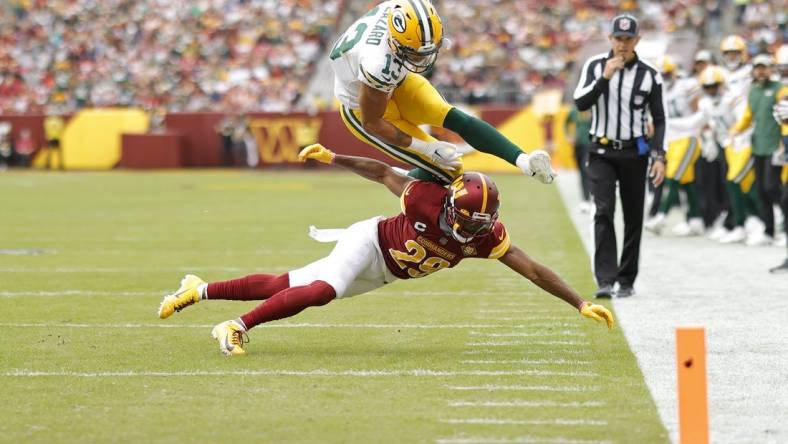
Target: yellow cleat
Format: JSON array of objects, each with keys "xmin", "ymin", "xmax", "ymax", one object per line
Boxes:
[
  {"xmin": 211, "ymin": 320, "xmax": 248, "ymax": 356},
  {"xmin": 158, "ymin": 274, "xmax": 205, "ymax": 319}
]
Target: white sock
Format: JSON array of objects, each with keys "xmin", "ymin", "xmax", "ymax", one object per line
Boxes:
[
  {"xmin": 234, "ymin": 318, "xmax": 248, "ymax": 331},
  {"xmin": 198, "ymin": 283, "xmax": 208, "ymax": 300},
  {"xmin": 515, "ymin": 153, "xmax": 532, "ymax": 175}
]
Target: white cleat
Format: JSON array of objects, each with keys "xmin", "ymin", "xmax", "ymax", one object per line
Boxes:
[
  {"xmin": 719, "ymin": 226, "xmax": 747, "ymax": 244},
  {"xmin": 644, "ymin": 213, "xmax": 666, "ymax": 235},
  {"xmin": 672, "ymin": 218, "xmax": 705, "ymax": 237},
  {"xmin": 745, "ymin": 231, "xmax": 774, "ymax": 247}
]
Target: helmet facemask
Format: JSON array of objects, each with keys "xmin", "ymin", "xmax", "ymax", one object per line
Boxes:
[
  {"xmin": 389, "ymin": 37, "xmax": 441, "ymax": 73},
  {"xmin": 444, "ymin": 195, "xmax": 498, "ymax": 243}
]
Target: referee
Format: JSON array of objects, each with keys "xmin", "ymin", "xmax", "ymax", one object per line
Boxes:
[{"xmin": 573, "ymin": 14, "xmax": 666, "ymax": 298}]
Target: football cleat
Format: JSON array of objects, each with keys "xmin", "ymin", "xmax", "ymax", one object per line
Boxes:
[
  {"xmin": 211, "ymin": 320, "xmax": 248, "ymax": 356},
  {"xmin": 158, "ymin": 274, "xmax": 205, "ymax": 319},
  {"xmin": 644, "ymin": 213, "xmax": 666, "ymax": 235}
]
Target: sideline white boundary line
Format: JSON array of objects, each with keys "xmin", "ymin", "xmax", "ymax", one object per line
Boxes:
[{"xmin": 3, "ymin": 369, "xmax": 594, "ymax": 378}]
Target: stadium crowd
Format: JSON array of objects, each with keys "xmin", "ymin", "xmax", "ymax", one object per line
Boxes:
[
  {"xmin": 0, "ymin": 0, "xmax": 342, "ymax": 115},
  {"xmin": 430, "ymin": 0, "xmax": 722, "ymax": 104}
]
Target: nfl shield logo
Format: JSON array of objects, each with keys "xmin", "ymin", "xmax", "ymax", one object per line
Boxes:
[
  {"xmin": 462, "ymin": 245, "xmax": 477, "ymax": 257},
  {"xmin": 620, "ymin": 19, "xmax": 630, "ymax": 31}
]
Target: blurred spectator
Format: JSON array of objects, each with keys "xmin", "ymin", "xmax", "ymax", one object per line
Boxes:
[
  {"xmin": 737, "ymin": 0, "xmax": 787, "ymax": 57},
  {"xmin": 43, "ymin": 115, "xmax": 64, "ymax": 169},
  {"xmin": 0, "ymin": 0, "xmax": 342, "ymax": 114},
  {"xmin": 430, "ymin": 0, "xmax": 710, "ymax": 105},
  {"xmin": 0, "ymin": 121, "xmax": 11, "ymax": 169},
  {"xmin": 14, "ymin": 128, "xmax": 36, "ymax": 167}
]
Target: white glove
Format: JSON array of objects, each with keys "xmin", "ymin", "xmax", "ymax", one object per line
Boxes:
[
  {"xmin": 774, "ymin": 100, "xmax": 788, "ymax": 124},
  {"xmin": 517, "ymin": 150, "xmax": 556, "ymax": 184},
  {"xmin": 410, "ymin": 139, "xmax": 462, "ymax": 171},
  {"xmin": 701, "ymin": 138, "xmax": 719, "ymax": 162}
]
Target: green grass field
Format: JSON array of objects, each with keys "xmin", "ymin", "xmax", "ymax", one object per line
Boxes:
[{"xmin": 0, "ymin": 171, "xmax": 668, "ymax": 443}]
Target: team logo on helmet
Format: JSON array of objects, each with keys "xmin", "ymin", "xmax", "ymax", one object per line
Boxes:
[{"xmin": 392, "ymin": 10, "xmax": 407, "ymax": 33}]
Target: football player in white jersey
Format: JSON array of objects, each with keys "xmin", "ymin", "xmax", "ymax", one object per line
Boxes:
[
  {"xmin": 329, "ymin": 0, "xmax": 554, "ymax": 185},
  {"xmin": 645, "ymin": 55, "xmax": 705, "ymax": 236},
  {"xmin": 669, "ymin": 65, "xmax": 760, "ymax": 243}
]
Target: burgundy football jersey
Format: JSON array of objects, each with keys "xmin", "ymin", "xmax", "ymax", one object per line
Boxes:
[{"xmin": 377, "ymin": 181, "xmax": 511, "ymax": 280}]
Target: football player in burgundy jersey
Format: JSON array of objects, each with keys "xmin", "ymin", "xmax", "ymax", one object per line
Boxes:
[{"xmin": 158, "ymin": 144, "xmax": 613, "ymax": 356}]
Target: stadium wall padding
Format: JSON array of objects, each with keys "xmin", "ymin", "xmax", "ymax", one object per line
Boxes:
[{"xmin": 1, "ymin": 106, "xmax": 576, "ymax": 171}]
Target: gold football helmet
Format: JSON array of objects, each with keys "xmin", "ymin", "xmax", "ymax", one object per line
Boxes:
[
  {"xmin": 388, "ymin": 0, "xmax": 444, "ymax": 73},
  {"xmin": 720, "ymin": 35, "xmax": 747, "ymax": 70}
]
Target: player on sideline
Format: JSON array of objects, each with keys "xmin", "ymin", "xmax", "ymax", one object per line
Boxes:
[
  {"xmin": 329, "ymin": 0, "xmax": 555, "ymax": 185},
  {"xmin": 157, "ymin": 144, "xmax": 614, "ymax": 356}
]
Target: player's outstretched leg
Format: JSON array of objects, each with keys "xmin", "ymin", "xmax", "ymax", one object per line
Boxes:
[
  {"xmin": 158, "ymin": 274, "xmax": 205, "ymax": 319},
  {"xmin": 211, "ymin": 280, "xmax": 336, "ymax": 356},
  {"xmin": 158, "ymin": 273, "xmax": 291, "ymax": 319},
  {"xmin": 205, "ymin": 274, "xmax": 290, "ymax": 301}
]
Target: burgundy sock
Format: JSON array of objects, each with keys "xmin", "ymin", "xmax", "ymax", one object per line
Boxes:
[
  {"xmin": 206, "ymin": 274, "xmax": 290, "ymax": 301},
  {"xmin": 240, "ymin": 280, "xmax": 336, "ymax": 329}
]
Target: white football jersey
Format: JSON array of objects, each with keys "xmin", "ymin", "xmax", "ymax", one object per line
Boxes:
[
  {"xmin": 330, "ymin": 1, "xmax": 408, "ymax": 109},
  {"xmin": 723, "ymin": 63, "xmax": 752, "ymax": 121},
  {"xmin": 665, "ymin": 76, "xmax": 700, "ymax": 119},
  {"xmin": 670, "ymin": 93, "xmax": 751, "ymax": 149}
]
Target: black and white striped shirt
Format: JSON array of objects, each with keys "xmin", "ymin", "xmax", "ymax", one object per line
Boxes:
[{"xmin": 573, "ymin": 51, "xmax": 667, "ymax": 155}]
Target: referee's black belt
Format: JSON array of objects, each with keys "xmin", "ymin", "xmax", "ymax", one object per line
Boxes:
[{"xmin": 590, "ymin": 136, "xmax": 637, "ymax": 150}]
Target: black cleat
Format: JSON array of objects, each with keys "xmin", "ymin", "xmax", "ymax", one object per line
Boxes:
[
  {"xmin": 617, "ymin": 285, "xmax": 635, "ymax": 298},
  {"xmin": 769, "ymin": 258, "xmax": 788, "ymax": 274},
  {"xmin": 595, "ymin": 284, "xmax": 614, "ymax": 299}
]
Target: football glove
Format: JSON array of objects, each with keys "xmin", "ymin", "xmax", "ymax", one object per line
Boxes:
[
  {"xmin": 412, "ymin": 140, "xmax": 462, "ymax": 172},
  {"xmin": 517, "ymin": 150, "xmax": 556, "ymax": 184},
  {"xmin": 579, "ymin": 301, "xmax": 615, "ymax": 330},
  {"xmin": 298, "ymin": 143, "xmax": 335, "ymax": 164},
  {"xmin": 774, "ymin": 100, "xmax": 788, "ymax": 124}
]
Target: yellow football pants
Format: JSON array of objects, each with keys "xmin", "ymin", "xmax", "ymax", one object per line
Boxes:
[
  {"xmin": 339, "ymin": 73, "xmax": 460, "ymax": 183},
  {"xmin": 665, "ymin": 137, "xmax": 701, "ymax": 184},
  {"xmin": 725, "ymin": 145, "xmax": 756, "ymax": 193}
]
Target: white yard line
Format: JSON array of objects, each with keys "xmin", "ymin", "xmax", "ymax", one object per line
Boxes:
[
  {"xmin": 465, "ymin": 341, "xmax": 589, "ymax": 347},
  {"xmin": 461, "ymin": 350, "xmax": 587, "ymax": 355},
  {"xmin": 0, "ymin": 266, "xmax": 290, "ymax": 273},
  {"xmin": 440, "ymin": 418, "xmax": 607, "ymax": 426},
  {"xmin": 459, "ymin": 359, "xmax": 591, "ymax": 365},
  {"xmin": 556, "ymin": 170, "xmax": 788, "ymax": 443},
  {"xmin": 445, "ymin": 385, "xmax": 600, "ymax": 393},
  {"xmin": 2, "ymin": 369, "xmax": 593, "ymax": 378},
  {"xmin": 0, "ymin": 322, "xmax": 576, "ymax": 330},
  {"xmin": 447, "ymin": 400, "xmax": 605, "ymax": 408},
  {"xmin": 435, "ymin": 436, "xmax": 612, "ymax": 444},
  {"xmin": 468, "ymin": 331, "xmax": 584, "ymax": 337}
]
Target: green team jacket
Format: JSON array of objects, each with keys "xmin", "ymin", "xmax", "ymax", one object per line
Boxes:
[{"xmin": 733, "ymin": 79, "xmax": 784, "ymax": 156}]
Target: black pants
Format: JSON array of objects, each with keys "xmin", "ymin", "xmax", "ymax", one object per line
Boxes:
[
  {"xmin": 695, "ymin": 156, "xmax": 729, "ymax": 228},
  {"xmin": 753, "ymin": 154, "xmax": 784, "ymax": 237},
  {"xmin": 587, "ymin": 149, "xmax": 649, "ymax": 287}
]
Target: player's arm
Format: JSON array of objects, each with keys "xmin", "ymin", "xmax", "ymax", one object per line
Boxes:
[
  {"xmin": 730, "ymin": 102, "xmax": 753, "ymax": 135},
  {"xmin": 298, "ymin": 143, "xmax": 413, "ymax": 196},
  {"xmin": 498, "ymin": 244, "xmax": 614, "ymax": 329}
]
